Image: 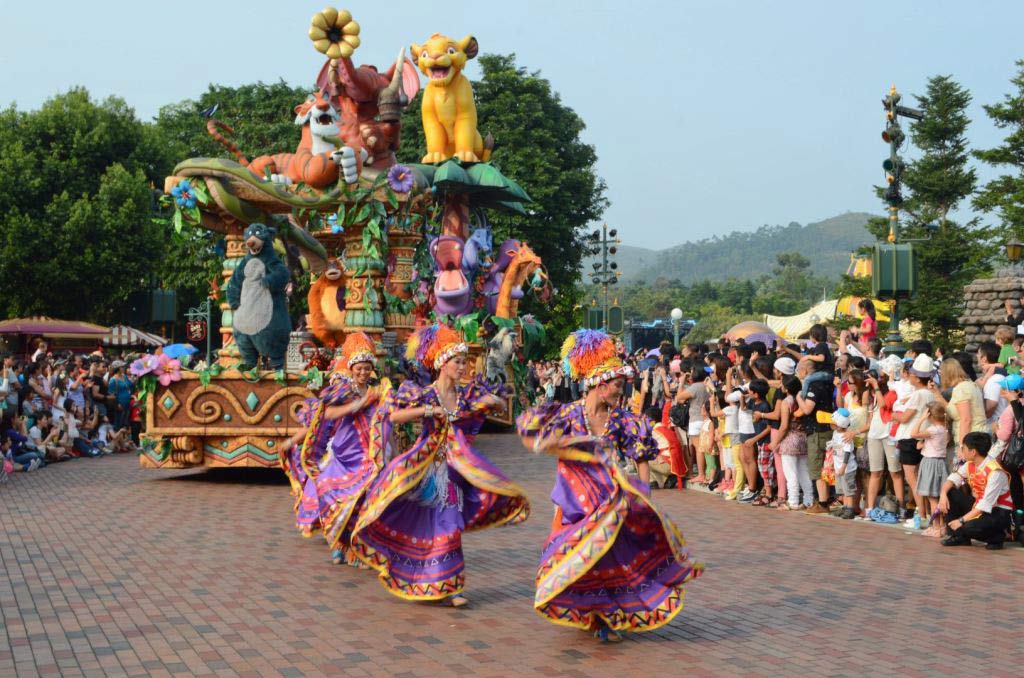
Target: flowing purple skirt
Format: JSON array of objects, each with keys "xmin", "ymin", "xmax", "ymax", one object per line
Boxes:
[
  {"xmin": 535, "ymin": 451, "xmax": 703, "ymax": 632},
  {"xmin": 351, "ymin": 426, "xmax": 529, "ymax": 600},
  {"xmin": 314, "ymin": 413, "xmax": 377, "ymax": 552}
]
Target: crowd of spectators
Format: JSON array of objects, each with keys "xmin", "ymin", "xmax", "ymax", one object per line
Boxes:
[
  {"xmin": 1, "ymin": 341, "xmax": 140, "ymax": 483},
  {"xmin": 528, "ymin": 297, "xmax": 1024, "ymax": 551}
]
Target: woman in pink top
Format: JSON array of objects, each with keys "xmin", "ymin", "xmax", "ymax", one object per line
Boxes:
[{"xmin": 850, "ymin": 299, "xmax": 877, "ymax": 345}]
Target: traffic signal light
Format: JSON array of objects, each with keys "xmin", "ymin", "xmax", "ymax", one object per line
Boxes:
[
  {"xmin": 881, "ymin": 123, "xmax": 904, "ymax": 148},
  {"xmin": 881, "ymin": 84, "xmax": 910, "ymax": 208}
]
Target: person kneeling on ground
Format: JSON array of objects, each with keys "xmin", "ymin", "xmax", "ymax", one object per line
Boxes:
[{"xmin": 939, "ymin": 432, "xmax": 1013, "ymax": 550}]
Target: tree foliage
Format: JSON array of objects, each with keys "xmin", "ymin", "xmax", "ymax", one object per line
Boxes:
[
  {"xmin": 398, "ymin": 54, "xmax": 608, "ymax": 336},
  {"xmin": 151, "ymin": 81, "xmax": 314, "ymax": 305},
  {"xmin": 0, "ymin": 89, "xmax": 168, "ymax": 322},
  {"xmin": 588, "ymin": 251, "xmax": 832, "ymax": 341},
  {"xmin": 974, "ymin": 60, "xmax": 1024, "ymax": 245},
  {"xmin": 896, "ymin": 75, "xmax": 988, "ymax": 348}
]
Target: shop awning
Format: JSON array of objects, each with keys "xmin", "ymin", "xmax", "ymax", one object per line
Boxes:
[
  {"xmin": 102, "ymin": 325, "xmax": 168, "ymax": 347},
  {"xmin": 0, "ymin": 316, "xmax": 109, "ymax": 337}
]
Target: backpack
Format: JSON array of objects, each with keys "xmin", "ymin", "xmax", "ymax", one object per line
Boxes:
[
  {"xmin": 1003, "ymin": 400, "xmax": 1024, "ymax": 474},
  {"xmin": 668, "ymin": 402, "xmax": 690, "ymax": 430}
]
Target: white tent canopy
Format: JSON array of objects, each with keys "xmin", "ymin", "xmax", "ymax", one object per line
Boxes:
[
  {"xmin": 102, "ymin": 325, "xmax": 168, "ymax": 347},
  {"xmin": 764, "ymin": 300, "xmax": 838, "ymax": 340}
]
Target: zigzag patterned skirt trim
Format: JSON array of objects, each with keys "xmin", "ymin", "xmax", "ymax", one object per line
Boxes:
[
  {"xmin": 313, "ymin": 414, "xmax": 378, "ymax": 550},
  {"xmin": 350, "ymin": 427, "xmax": 529, "ymax": 601},
  {"xmin": 534, "ymin": 460, "xmax": 703, "ymax": 632}
]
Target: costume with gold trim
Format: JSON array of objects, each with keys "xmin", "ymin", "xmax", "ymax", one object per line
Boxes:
[
  {"xmin": 350, "ymin": 324, "xmax": 530, "ymax": 600},
  {"xmin": 516, "ymin": 329, "xmax": 703, "ymax": 632},
  {"xmin": 288, "ymin": 332, "xmax": 386, "ymax": 559}
]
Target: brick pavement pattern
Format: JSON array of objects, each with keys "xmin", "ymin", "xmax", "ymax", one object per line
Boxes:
[{"xmin": 2, "ymin": 433, "xmax": 1022, "ymax": 677}]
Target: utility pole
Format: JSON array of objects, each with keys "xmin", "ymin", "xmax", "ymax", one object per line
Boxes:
[
  {"xmin": 879, "ymin": 83, "xmax": 923, "ymax": 354},
  {"xmin": 588, "ymin": 224, "xmax": 622, "ymax": 332}
]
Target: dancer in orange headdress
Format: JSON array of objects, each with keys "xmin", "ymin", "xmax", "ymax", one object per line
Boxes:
[
  {"xmin": 517, "ymin": 329, "xmax": 703, "ymax": 642},
  {"xmin": 288, "ymin": 332, "xmax": 390, "ymax": 564},
  {"xmin": 350, "ymin": 323, "xmax": 529, "ymax": 607}
]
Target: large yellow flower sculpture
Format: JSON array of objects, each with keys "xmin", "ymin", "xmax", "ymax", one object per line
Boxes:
[{"xmin": 309, "ymin": 7, "xmax": 360, "ymax": 59}]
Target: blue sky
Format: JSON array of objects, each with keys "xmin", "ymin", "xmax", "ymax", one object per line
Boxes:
[{"xmin": 2, "ymin": 0, "xmax": 1021, "ymax": 248}]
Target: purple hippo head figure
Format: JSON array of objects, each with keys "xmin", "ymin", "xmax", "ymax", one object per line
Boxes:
[{"xmin": 430, "ymin": 235, "xmax": 474, "ymax": 316}]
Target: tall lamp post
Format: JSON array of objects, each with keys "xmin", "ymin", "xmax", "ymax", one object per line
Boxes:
[
  {"xmin": 877, "ymin": 83, "xmax": 924, "ymax": 354},
  {"xmin": 670, "ymin": 307, "xmax": 683, "ymax": 350},
  {"xmin": 589, "ymin": 224, "xmax": 621, "ymax": 331}
]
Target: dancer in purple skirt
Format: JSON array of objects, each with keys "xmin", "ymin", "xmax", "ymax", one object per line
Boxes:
[
  {"xmin": 351, "ymin": 324, "xmax": 530, "ymax": 607},
  {"xmin": 517, "ymin": 329, "xmax": 703, "ymax": 642},
  {"xmin": 290, "ymin": 332, "xmax": 389, "ymax": 564}
]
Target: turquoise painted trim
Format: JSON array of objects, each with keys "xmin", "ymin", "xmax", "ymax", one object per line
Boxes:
[{"xmin": 203, "ymin": 443, "xmax": 279, "ymax": 463}]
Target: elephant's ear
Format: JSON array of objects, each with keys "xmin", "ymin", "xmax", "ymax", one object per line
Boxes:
[
  {"xmin": 316, "ymin": 59, "xmax": 333, "ymax": 94},
  {"xmin": 401, "ymin": 58, "xmax": 421, "ymax": 101}
]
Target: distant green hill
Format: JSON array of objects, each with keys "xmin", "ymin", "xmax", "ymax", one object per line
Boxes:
[{"xmin": 589, "ymin": 212, "xmax": 877, "ymax": 283}]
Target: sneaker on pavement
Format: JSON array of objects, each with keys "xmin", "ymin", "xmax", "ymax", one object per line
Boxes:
[{"xmin": 805, "ymin": 503, "xmax": 828, "ymax": 515}]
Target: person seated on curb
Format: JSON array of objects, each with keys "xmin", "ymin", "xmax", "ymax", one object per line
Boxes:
[
  {"xmin": 29, "ymin": 411, "xmax": 71, "ymax": 462},
  {"xmin": 939, "ymin": 432, "xmax": 1013, "ymax": 550}
]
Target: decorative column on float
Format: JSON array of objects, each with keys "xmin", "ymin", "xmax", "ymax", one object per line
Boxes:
[
  {"xmin": 383, "ymin": 220, "xmax": 422, "ymax": 335},
  {"xmin": 341, "ymin": 221, "xmax": 386, "ymax": 341}
]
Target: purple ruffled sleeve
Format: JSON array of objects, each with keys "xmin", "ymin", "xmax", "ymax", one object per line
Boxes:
[
  {"xmin": 461, "ymin": 376, "xmax": 511, "ymax": 414},
  {"xmin": 393, "ymin": 379, "xmax": 429, "ymax": 408},
  {"xmin": 516, "ymin": 401, "xmax": 573, "ymax": 439},
  {"xmin": 296, "ymin": 377, "xmax": 354, "ymax": 427},
  {"xmin": 607, "ymin": 407, "xmax": 657, "ymax": 461}
]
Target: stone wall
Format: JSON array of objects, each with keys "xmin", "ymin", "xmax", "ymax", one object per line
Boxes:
[{"xmin": 959, "ymin": 267, "xmax": 1024, "ymax": 351}]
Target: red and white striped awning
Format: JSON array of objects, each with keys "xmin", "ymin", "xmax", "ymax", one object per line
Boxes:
[{"xmin": 102, "ymin": 325, "xmax": 168, "ymax": 347}]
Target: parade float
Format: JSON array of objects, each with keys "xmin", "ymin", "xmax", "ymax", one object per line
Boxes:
[{"xmin": 140, "ymin": 7, "xmax": 547, "ymax": 469}]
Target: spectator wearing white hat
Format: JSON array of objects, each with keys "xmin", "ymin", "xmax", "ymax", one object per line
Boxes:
[
  {"xmin": 891, "ymin": 354, "xmax": 937, "ymax": 529},
  {"xmin": 830, "ymin": 408, "xmax": 858, "ymax": 519}
]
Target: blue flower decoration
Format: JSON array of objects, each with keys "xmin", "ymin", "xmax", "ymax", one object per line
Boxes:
[
  {"xmin": 328, "ymin": 213, "xmax": 343, "ymax": 235},
  {"xmin": 171, "ymin": 180, "xmax": 197, "ymax": 208}
]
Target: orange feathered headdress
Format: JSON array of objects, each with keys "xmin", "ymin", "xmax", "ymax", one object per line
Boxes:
[
  {"xmin": 561, "ymin": 329, "xmax": 632, "ymax": 388},
  {"xmin": 406, "ymin": 323, "xmax": 467, "ymax": 372},
  {"xmin": 338, "ymin": 331, "xmax": 377, "ymax": 373}
]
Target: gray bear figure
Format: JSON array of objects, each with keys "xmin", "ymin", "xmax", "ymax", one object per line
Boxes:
[{"xmin": 226, "ymin": 223, "xmax": 291, "ymax": 370}]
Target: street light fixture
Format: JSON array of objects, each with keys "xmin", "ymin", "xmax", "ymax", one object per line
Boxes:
[
  {"xmin": 1007, "ymin": 237, "xmax": 1023, "ymax": 264},
  {"xmin": 670, "ymin": 307, "xmax": 683, "ymax": 349}
]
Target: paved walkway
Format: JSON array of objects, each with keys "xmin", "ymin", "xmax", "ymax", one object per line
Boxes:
[{"xmin": 2, "ymin": 433, "xmax": 1022, "ymax": 677}]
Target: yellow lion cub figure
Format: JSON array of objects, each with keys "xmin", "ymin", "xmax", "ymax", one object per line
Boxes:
[{"xmin": 410, "ymin": 33, "xmax": 491, "ymax": 164}]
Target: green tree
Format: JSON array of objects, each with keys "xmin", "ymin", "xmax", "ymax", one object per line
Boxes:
[
  {"xmin": 154, "ymin": 81, "xmax": 312, "ymax": 165},
  {"xmin": 752, "ymin": 252, "xmax": 831, "ymax": 316},
  {"xmin": 974, "ymin": 60, "xmax": 1024, "ymax": 248},
  {"xmin": 152, "ymin": 82, "xmax": 314, "ymax": 304},
  {"xmin": 0, "ymin": 89, "xmax": 167, "ymax": 322},
  {"xmin": 899, "ymin": 75, "xmax": 987, "ymax": 347},
  {"xmin": 686, "ymin": 303, "xmax": 750, "ymax": 343},
  {"xmin": 399, "ymin": 54, "xmax": 608, "ymax": 337}
]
